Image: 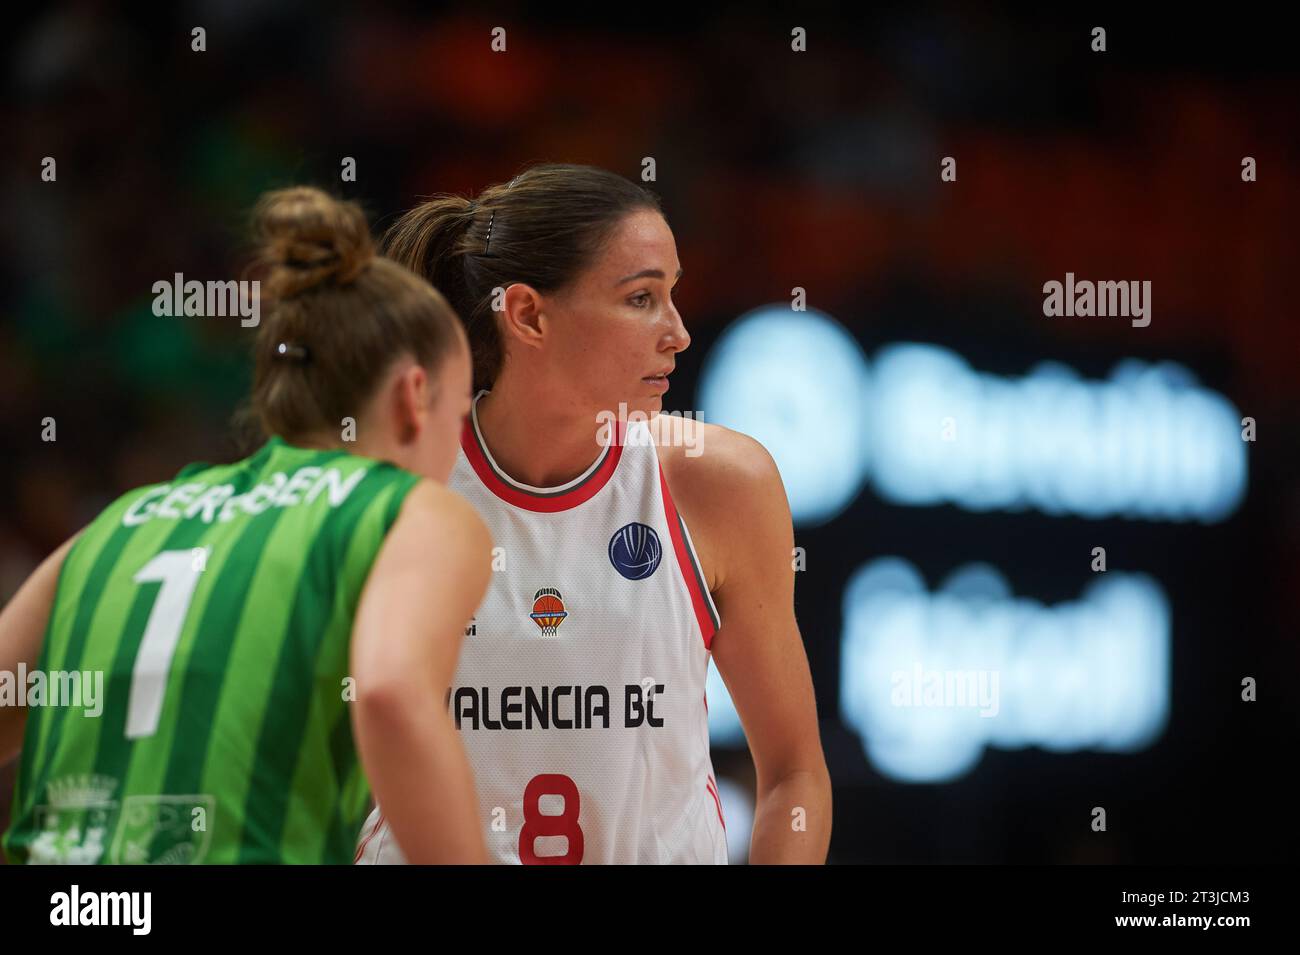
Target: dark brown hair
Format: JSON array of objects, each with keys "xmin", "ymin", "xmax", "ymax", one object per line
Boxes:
[
  {"xmin": 382, "ymin": 163, "xmax": 662, "ymax": 390},
  {"xmin": 243, "ymin": 186, "xmax": 464, "ymax": 443}
]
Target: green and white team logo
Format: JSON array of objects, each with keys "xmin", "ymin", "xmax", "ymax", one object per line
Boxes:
[
  {"xmin": 28, "ymin": 774, "xmax": 117, "ymax": 864},
  {"xmin": 110, "ymin": 794, "xmax": 215, "ymax": 864},
  {"xmin": 28, "ymin": 774, "xmax": 214, "ymax": 864}
]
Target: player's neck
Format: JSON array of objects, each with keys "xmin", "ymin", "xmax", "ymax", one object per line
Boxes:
[
  {"xmin": 475, "ymin": 378, "xmax": 608, "ymax": 489},
  {"xmin": 278, "ymin": 428, "xmax": 401, "ymax": 468},
  {"xmin": 277, "ymin": 429, "xmax": 339, "ymax": 452}
]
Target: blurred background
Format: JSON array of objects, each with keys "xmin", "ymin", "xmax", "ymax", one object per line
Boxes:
[{"xmin": 2, "ymin": 3, "xmax": 1296, "ymax": 863}]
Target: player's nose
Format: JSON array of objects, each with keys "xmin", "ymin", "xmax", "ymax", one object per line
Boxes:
[{"xmin": 663, "ymin": 303, "xmax": 691, "ymax": 353}]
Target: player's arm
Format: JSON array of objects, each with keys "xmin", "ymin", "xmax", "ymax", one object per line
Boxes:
[
  {"xmin": 695, "ymin": 429, "xmax": 832, "ymax": 864},
  {"xmin": 0, "ymin": 535, "xmax": 79, "ymax": 764},
  {"xmin": 350, "ymin": 480, "xmax": 492, "ymax": 864}
]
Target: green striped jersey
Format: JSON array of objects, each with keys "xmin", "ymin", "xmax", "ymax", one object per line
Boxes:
[{"xmin": 3, "ymin": 436, "xmax": 420, "ymax": 864}]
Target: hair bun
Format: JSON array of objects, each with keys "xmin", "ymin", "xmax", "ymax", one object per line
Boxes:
[{"xmin": 253, "ymin": 187, "xmax": 374, "ymax": 298}]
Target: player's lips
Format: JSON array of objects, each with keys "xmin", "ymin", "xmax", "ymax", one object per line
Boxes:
[{"xmin": 642, "ymin": 368, "xmax": 672, "ymax": 393}]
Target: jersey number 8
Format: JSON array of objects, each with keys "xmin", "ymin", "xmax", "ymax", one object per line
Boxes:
[{"xmin": 519, "ymin": 774, "xmax": 584, "ymax": 865}]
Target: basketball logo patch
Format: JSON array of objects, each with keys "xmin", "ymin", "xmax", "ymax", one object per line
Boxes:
[
  {"xmin": 608, "ymin": 522, "xmax": 662, "ymax": 580},
  {"xmin": 530, "ymin": 588, "xmax": 567, "ymax": 636}
]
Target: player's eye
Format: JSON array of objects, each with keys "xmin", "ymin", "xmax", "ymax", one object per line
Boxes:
[{"xmin": 630, "ymin": 292, "xmax": 651, "ymax": 307}]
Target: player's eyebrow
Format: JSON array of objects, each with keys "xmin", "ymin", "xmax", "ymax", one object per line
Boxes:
[{"xmin": 616, "ymin": 267, "xmax": 683, "ymax": 286}]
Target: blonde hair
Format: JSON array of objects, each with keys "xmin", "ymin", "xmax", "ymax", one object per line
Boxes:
[{"xmin": 244, "ymin": 186, "xmax": 463, "ymax": 442}]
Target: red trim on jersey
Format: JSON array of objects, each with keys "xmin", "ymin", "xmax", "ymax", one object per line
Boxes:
[
  {"xmin": 658, "ymin": 464, "xmax": 719, "ymax": 648},
  {"xmin": 706, "ymin": 775, "xmax": 726, "ymax": 831},
  {"xmin": 461, "ymin": 417, "xmax": 625, "ymax": 513},
  {"xmin": 354, "ymin": 811, "xmax": 386, "ymax": 863}
]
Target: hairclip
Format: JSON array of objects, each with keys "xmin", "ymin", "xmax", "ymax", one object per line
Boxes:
[
  {"xmin": 274, "ymin": 342, "xmax": 310, "ymax": 363},
  {"xmin": 483, "ymin": 210, "xmax": 495, "ymax": 255}
]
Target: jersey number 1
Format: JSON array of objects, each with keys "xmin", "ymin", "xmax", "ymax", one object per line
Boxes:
[
  {"xmin": 125, "ymin": 548, "xmax": 208, "ymax": 739},
  {"xmin": 519, "ymin": 774, "xmax": 584, "ymax": 864}
]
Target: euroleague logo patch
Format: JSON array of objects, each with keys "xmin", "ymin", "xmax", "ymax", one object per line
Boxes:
[{"xmin": 608, "ymin": 522, "xmax": 662, "ymax": 580}]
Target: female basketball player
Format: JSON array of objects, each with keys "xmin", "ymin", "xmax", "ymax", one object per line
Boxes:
[
  {"xmin": 0, "ymin": 187, "xmax": 490, "ymax": 864},
  {"xmin": 357, "ymin": 164, "xmax": 832, "ymax": 864}
]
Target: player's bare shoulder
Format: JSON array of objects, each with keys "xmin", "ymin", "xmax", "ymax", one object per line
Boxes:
[
  {"xmin": 395, "ymin": 479, "xmax": 492, "ymax": 558},
  {"xmin": 649, "ymin": 413, "xmax": 780, "ymax": 498},
  {"xmin": 649, "ymin": 414, "xmax": 786, "ymax": 592}
]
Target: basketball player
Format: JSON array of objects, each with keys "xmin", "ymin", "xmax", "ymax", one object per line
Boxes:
[
  {"xmin": 356, "ymin": 164, "xmax": 831, "ymax": 864},
  {"xmin": 1, "ymin": 187, "xmax": 490, "ymax": 864}
]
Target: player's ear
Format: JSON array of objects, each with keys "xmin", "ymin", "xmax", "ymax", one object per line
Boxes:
[
  {"xmin": 393, "ymin": 361, "xmax": 430, "ymax": 444},
  {"xmin": 498, "ymin": 283, "xmax": 546, "ymax": 350}
]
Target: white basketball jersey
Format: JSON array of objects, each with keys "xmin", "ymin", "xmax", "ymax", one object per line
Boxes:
[{"xmin": 356, "ymin": 390, "xmax": 727, "ymax": 864}]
